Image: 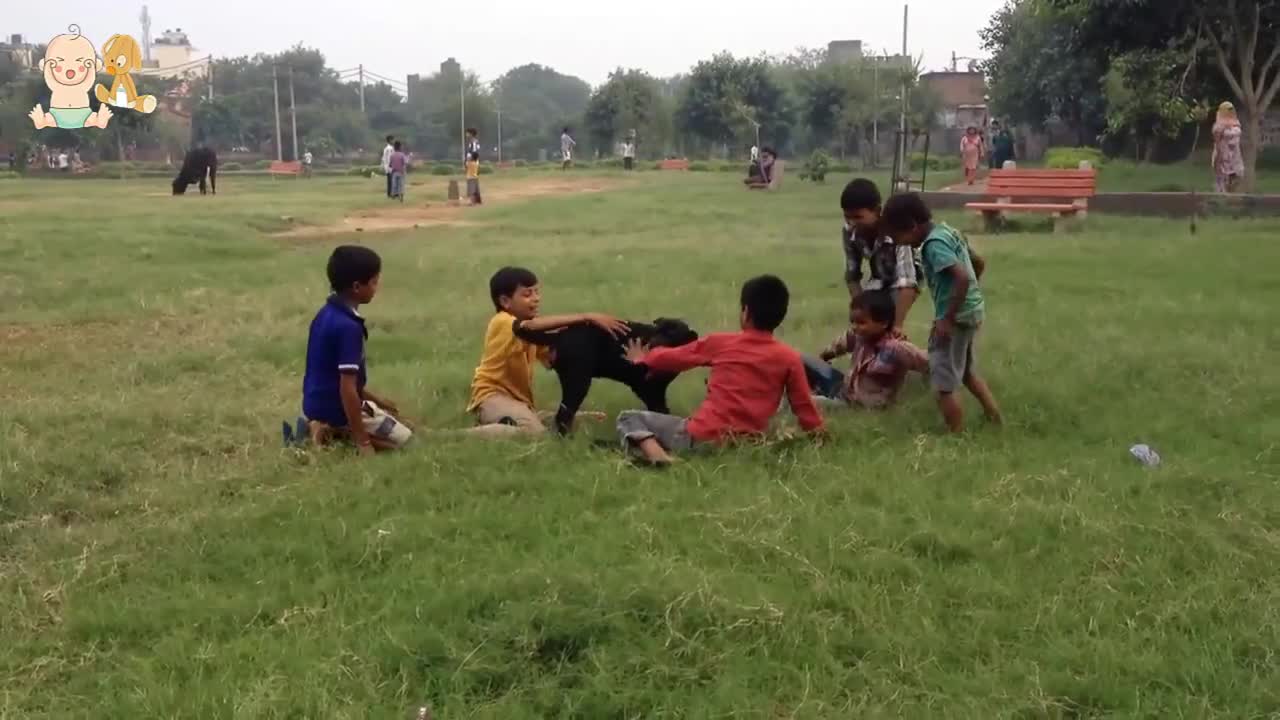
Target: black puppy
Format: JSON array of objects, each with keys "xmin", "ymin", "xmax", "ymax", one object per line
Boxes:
[
  {"xmin": 172, "ymin": 147, "xmax": 218, "ymax": 195},
  {"xmin": 518, "ymin": 318, "xmax": 698, "ymax": 434}
]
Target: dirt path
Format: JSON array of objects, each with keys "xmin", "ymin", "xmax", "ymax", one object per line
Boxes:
[{"xmin": 275, "ymin": 176, "xmax": 619, "ymax": 239}]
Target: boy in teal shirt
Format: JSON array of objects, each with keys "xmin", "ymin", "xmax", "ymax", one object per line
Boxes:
[{"xmin": 881, "ymin": 193, "xmax": 1002, "ymax": 432}]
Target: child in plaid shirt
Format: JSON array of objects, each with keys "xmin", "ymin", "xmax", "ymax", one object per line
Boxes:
[{"xmin": 814, "ymin": 291, "xmax": 927, "ymax": 409}]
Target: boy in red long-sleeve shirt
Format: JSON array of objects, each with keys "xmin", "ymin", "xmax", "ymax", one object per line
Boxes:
[{"xmin": 618, "ymin": 275, "xmax": 825, "ymax": 465}]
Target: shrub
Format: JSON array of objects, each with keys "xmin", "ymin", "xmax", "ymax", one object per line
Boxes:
[
  {"xmin": 1257, "ymin": 146, "xmax": 1280, "ymax": 171},
  {"xmin": 909, "ymin": 153, "xmax": 960, "ymax": 171},
  {"xmin": 1045, "ymin": 146, "xmax": 1105, "ymax": 169},
  {"xmin": 687, "ymin": 161, "xmax": 712, "ymax": 172},
  {"xmin": 799, "ymin": 150, "xmax": 832, "ymax": 183},
  {"xmin": 253, "ymin": 159, "xmax": 273, "ymax": 169},
  {"xmin": 718, "ymin": 162, "xmax": 741, "ymax": 172},
  {"xmin": 513, "ymin": 158, "xmax": 528, "ymax": 167},
  {"xmin": 479, "ymin": 165, "xmax": 494, "ymax": 175},
  {"xmin": 220, "ymin": 161, "xmax": 243, "ymax": 172},
  {"xmin": 430, "ymin": 164, "xmax": 455, "ymax": 176},
  {"xmin": 828, "ymin": 162, "xmax": 853, "ymax": 173},
  {"xmin": 348, "ymin": 166, "xmax": 380, "ymax": 177}
]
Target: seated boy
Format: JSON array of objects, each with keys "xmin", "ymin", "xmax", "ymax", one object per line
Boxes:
[
  {"xmin": 618, "ymin": 274, "xmax": 824, "ymax": 465},
  {"xmin": 302, "ymin": 245, "xmax": 412, "ymax": 456},
  {"xmin": 467, "ymin": 266, "xmax": 627, "ymax": 436},
  {"xmin": 841, "ymin": 178, "xmax": 922, "ymax": 335},
  {"xmin": 810, "ymin": 290, "xmax": 927, "ymax": 409},
  {"xmin": 880, "ymin": 193, "xmax": 1002, "ymax": 433}
]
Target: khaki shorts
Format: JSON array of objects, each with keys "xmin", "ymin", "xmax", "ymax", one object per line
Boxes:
[{"xmin": 473, "ymin": 394, "xmax": 545, "ymax": 433}]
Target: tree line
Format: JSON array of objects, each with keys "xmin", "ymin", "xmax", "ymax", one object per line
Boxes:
[
  {"xmin": 981, "ymin": 0, "xmax": 1279, "ymax": 186},
  {"xmin": 1, "ymin": 42, "xmax": 941, "ymax": 166}
]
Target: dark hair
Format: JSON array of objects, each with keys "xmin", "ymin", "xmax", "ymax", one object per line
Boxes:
[
  {"xmin": 852, "ymin": 290, "xmax": 895, "ymax": 327},
  {"xmin": 466, "ymin": 127, "xmax": 477, "ymax": 136},
  {"xmin": 393, "ymin": 140, "xmax": 402, "ymax": 151},
  {"xmin": 880, "ymin": 192, "xmax": 933, "ymax": 233},
  {"xmin": 761, "ymin": 146, "xmax": 777, "ymax": 158},
  {"xmin": 562, "ymin": 126, "xmax": 570, "ymax": 134},
  {"xmin": 739, "ymin": 274, "xmax": 789, "ymax": 331},
  {"xmin": 840, "ymin": 178, "xmax": 882, "ymax": 212},
  {"xmin": 386, "ymin": 135, "xmax": 394, "ymax": 143},
  {"xmin": 327, "ymin": 245, "xmax": 382, "ymax": 293},
  {"xmin": 489, "ymin": 266, "xmax": 538, "ymax": 309}
]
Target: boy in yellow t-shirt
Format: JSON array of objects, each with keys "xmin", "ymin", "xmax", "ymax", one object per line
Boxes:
[{"xmin": 468, "ymin": 266, "xmax": 628, "ymax": 436}]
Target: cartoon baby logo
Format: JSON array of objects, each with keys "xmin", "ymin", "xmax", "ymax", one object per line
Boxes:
[
  {"xmin": 95, "ymin": 34, "xmax": 157, "ymax": 114},
  {"xmin": 29, "ymin": 25, "xmax": 113, "ymax": 130}
]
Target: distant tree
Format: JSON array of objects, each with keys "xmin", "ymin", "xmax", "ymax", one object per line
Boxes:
[
  {"xmin": 584, "ymin": 68, "xmax": 662, "ymax": 156},
  {"xmin": 1103, "ymin": 48, "xmax": 1206, "ymax": 162},
  {"xmin": 492, "ymin": 64, "xmax": 590, "ymax": 160},
  {"xmin": 677, "ymin": 53, "xmax": 794, "ymax": 153}
]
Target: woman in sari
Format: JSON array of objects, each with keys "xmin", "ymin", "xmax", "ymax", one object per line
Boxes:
[{"xmin": 1211, "ymin": 101, "xmax": 1245, "ymax": 193}]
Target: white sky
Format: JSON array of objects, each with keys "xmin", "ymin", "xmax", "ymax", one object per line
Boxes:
[{"xmin": 7, "ymin": 0, "xmax": 1008, "ymax": 87}]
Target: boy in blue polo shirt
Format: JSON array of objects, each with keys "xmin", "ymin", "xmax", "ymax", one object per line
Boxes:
[{"xmin": 302, "ymin": 245, "xmax": 412, "ymax": 455}]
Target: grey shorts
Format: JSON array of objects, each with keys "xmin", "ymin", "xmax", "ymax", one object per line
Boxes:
[
  {"xmin": 466, "ymin": 178, "xmax": 480, "ymax": 196},
  {"xmin": 928, "ymin": 323, "xmax": 979, "ymax": 393},
  {"xmin": 617, "ymin": 410, "xmax": 694, "ymax": 457}
]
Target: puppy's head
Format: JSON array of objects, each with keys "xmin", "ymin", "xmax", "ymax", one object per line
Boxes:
[
  {"xmin": 172, "ymin": 176, "xmax": 187, "ymax": 195},
  {"xmin": 649, "ymin": 317, "xmax": 698, "ymax": 348}
]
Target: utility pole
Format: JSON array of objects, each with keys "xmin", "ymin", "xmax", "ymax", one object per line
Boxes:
[
  {"xmin": 872, "ymin": 55, "xmax": 879, "ymax": 168},
  {"xmin": 288, "ymin": 65, "xmax": 299, "ymax": 162},
  {"xmin": 272, "ymin": 64, "xmax": 283, "ymax": 162},
  {"xmin": 495, "ymin": 80, "xmax": 502, "ymax": 163},
  {"xmin": 459, "ymin": 70, "xmax": 466, "ymax": 161},
  {"xmin": 207, "ymin": 56, "xmax": 213, "ymax": 101},
  {"xmin": 358, "ymin": 64, "xmax": 365, "ymax": 112},
  {"xmin": 898, "ymin": 4, "xmax": 910, "ymax": 190}
]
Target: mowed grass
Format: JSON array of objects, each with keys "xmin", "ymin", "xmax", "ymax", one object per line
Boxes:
[{"xmin": 2, "ymin": 170, "xmax": 1279, "ymax": 719}]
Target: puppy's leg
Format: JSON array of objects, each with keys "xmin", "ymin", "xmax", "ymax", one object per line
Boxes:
[
  {"xmin": 554, "ymin": 367, "xmax": 593, "ymax": 435},
  {"xmin": 199, "ymin": 174, "xmax": 207, "ymax": 195},
  {"xmin": 209, "ymin": 164, "xmax": 216, "ymax": 195}
]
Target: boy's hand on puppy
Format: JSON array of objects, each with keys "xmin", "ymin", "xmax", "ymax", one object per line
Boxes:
[
  {"xmin": 624, "ymin": 338, "xmax": 650, "ymax": 364},
  {"xmin": 586, "ymin": 313, "xmax": 629, "ymax": 338}
]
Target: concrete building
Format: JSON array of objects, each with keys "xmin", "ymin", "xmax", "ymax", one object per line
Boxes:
[
  {"xmin": 0, "ymin": 33, "xmax": 37, "ymax": 70},
  {"xmin": 827, "ymin": 39, "xmax": 911, "ymax": 68},
  {"xmin": 920, "ymin": 70, "xmax": 988, "ymax": 130},
  {"xmin": 144, "ymin": 28, "xmax": 205, "ymax": 79}
]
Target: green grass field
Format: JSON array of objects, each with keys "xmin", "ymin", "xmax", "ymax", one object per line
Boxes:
[{"xmin": 3, "ymin": 171, "xmax": 1279, "ymax": 718}]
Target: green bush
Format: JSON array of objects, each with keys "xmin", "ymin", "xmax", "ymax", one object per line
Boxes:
[
  {"xmin": 718, "ymin": 162, "xmax": 742, "ymax": 172},
  {"xmin": 513, "ymin": 158, "xmax": 528, "ymax": 167},
  {"xmin": 430, "ymin": 164, "xmax": 455, "ymax": 176},
  {"xmin": 828, "ymin": 162, "xmax": 853, "ymax": 174},
  {"xmin": 1257, "ymin": 146, "xmax": 1280, "ymax": 171},
  {"xmin": 220, "ymin": 162, "xmax": 243, "ymax": 172},
  {"xmin": 253, "ymin": 159, "xmax": 273, "ymax": 170},
  {"xmin": 478, "ymin": 165, "xmax": 494, "ymax": 175},
  {"xmin": 909, "ymin": 153, "xmax": 961, "ymax": 171},
  {"xmin": 347, "ymin": 166, "xmax": 380, "ymax": 177},
  {"xmin": 1045, "ymin": 146, "xmax": 1105, "ymax": 169},
  {"xmin": 800, "ymin": 150, "xmax": 832, "ymax": 183},
  {"xmin": 687, "ymin": 161, "xmax": 712, "ymax": 172}
]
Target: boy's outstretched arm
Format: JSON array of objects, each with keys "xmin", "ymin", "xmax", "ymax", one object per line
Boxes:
[
  {"xmin": 819, "ymin": 331, "xmax": 853, "ymax": 362},
  {"xmin": 627, "ymin": 336, "xmax": 715, "ymax": 374},
  {"xmin": 516, "ymin": 313, "xmax": 628, "ymax": 338},
  {"xmin": 339, "ymin": 373, "xmax": 374, "ymax": 457},
  {"xmin": 785, "ymin": 355, "xmax": 825, "ymax": 434}
]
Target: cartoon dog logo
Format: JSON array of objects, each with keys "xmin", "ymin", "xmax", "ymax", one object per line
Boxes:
[
  {"xmin": 28, "ymin": 25, "xmax": 113, "ymax": 130},
  {"xmin": 95, "ymin": 34, "xmax": 156, "ymax": 114}
]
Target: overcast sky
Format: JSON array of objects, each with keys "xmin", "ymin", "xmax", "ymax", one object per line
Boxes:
[{"xmin": 8, "ymin": 0, "xmax": 1007, "ymax": 87}]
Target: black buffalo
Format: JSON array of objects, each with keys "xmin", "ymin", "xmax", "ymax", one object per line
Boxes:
[{"xmin": 172, "ymin": 147, "xmax": 217, "ymax": 195}]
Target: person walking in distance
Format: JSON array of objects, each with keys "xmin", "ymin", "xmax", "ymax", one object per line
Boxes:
[
  {"xmin": 380, "ymin": 135, "xmax": 395, "ymax": 198},
  {"xmin": 560, "ymin": 127, "xmax": 576, "ymax": 170}
]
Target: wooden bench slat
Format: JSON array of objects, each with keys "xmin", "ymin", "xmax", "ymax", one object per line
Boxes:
[
  {"xmin": 987, "ymin": 189, "xmax": 1097, "ymax": 199},
  {"xmin": 989, "ymin": 169, "xmax": 1096, "ymax": 178},
  {"xmin": 965, "ymin": 202, "xmax": 1079, "ymax": 212},
  {"xmin": 989, "ymin": 178, "xmax": 1097, "ymax": 187}
]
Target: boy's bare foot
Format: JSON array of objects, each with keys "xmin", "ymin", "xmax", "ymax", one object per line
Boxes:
[{"xmin": 634, "ymin": 437, "xmax": 674, "ymax": 465}]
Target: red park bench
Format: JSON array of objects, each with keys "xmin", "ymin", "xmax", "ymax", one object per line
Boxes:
[
  {"xmin": 965, "ymin": 168, "xmax": 1097, "ymax": 231},
  {"xmin": 659, "ymin": 158, "xmax": 690, "ymax": 171},
  {"xmin": 268, "ymin": 160, "xmax": 303, "ymax": 178}
]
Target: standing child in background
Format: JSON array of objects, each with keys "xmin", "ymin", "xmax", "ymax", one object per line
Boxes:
[
  {"xmin": 388, "ymin": 140, "xmax": 407, "ymax": 201},
  {"xmin": 380, "ymin": 134, "xmax": 395, "ymax": 198},
  {"xmin": 811, "ymin": 291, "xmax": 927, "ymax": 409},
  {"xmin": 301, "ymin": 246, "xmax": 412, "ymax": 455},
  {"xmin": 466, "ymin": 151, "xmax": 483, "ymax": 204},
  {"xmin": 465, "ymin": 127, "xmax": 481, "ymax": 161},
  {"xmin": 622, "ymin": 139, "xmax": 636, "ymax": 170},
  {"xmin": 560, "ymin": 127, "xmax": 576, "ymax": 170},
  {"xmin": 618, "ymin": 275, "xmax": 824, "ymax": 466},
  {"xmin": 960, "ymin": 126, "xmax": 984, "ymax": 185},
  {"xmin": 881, "ymin": 193, "xmax": 1002, "ymax": 433}
]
